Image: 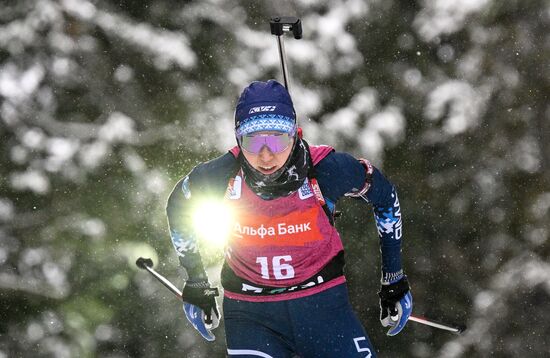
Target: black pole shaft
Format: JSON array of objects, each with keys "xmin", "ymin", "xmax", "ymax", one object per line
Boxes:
[{"xmin": 276, "ymin": 35, "xmax": 290, "ymax": 90}]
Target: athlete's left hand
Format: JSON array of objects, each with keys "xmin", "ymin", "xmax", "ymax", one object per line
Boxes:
[{"xmin": 378, "ymin": 276, "xmax": 413, "ymax": 336}]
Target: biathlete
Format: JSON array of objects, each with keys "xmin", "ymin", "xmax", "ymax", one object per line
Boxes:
[{"xmin": 166, "ymin": 80, "xmax": 412, "ymax": 357}]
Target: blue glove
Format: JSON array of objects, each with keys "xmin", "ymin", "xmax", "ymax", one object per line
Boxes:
[
  {"xmin": 378, "ymin": 276, "xmax": 413, "ymax": 336},
  {"xmin": 182, "ymin": 281, "xmax": 220, "ymax": 341},
  {"xmin": 183, "ymin": 302, "xmax": 219, "ymax": 341}
]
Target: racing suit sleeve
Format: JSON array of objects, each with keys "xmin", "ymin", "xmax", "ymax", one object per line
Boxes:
[
  {"xmin": 347, "ymin": 160, "xmax": 404, "ymax": 284},
  {"xmin": 166, "ymin": 175, "xmax": 208, "ymax": 282},
  {"xmin": 368, "ymin": 168, "xmax": 404, "ymax": 283},
  {"xmin": 315, "ymin": 152, "xmax": 404, "ymax": 284}
]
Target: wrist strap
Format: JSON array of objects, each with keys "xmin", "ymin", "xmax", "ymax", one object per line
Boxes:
[
  {"xmin": 186, "ymin": 280, "xmax": 210, "ymax": 288},
  {"xmin": 379, "ymin": 276, "xmax": 410, "ymax": 300}
]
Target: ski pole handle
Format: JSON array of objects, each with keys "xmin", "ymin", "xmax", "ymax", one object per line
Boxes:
[
  {"xmin": 409, "ymin": 314, "xmax": 466, "ymax": 334},
  {"xmin": 269, "ymin": 16, "xmax": 302, "ymax": 39}
]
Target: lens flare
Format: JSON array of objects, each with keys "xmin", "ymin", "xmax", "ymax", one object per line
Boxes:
[{"xmin": 192, "ymin": 200, "xmax": 233, "ymax": 248}]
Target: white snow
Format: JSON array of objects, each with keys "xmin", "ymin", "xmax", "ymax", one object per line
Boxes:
[
  {"xmin": 10, "ymin": 170, "xmax": 51, "ymax": 194},
  {"xmin": 27, "ymin": 322, "xmax": 45, "ymax": 342},
  {"xmin": 0, "ymin": 198, "xmax": 15, "ymax": 221},
  {"xmin": 0, "ymin": 63, "xmax": 45, "ymax": 102},
  {"xmin": 79, "ymin": 218, "xmax": 106, "ymax": 237},
  {"xmin": 512, "ymin": 138, "xmax": 541, "ymax": 173},
  {"xmin": 114, "ymin": 65, "xmax": 134, "ymax": 83},
  {"xmin": 439, "ymin": 255, "xmax": 550, "ymax": 357},
  {"xmin": 425, "ymin": 80, "xmax": 486, "ymax": 135},
  {"xmin": 21, "ymin": 128, "xmax": 46, "ymax": 149},
  {"xmin": 358, "ymin": 106, "xmax": 406, "ymax": 162},
  {"xmin": 61, "ymin": 0, "xmax": 197, "ymax": 70},
  {"xmin": 46, "ymin": 137, "xmax": 80, "ymax": 167},
  {"xmin": 0, "ymin": 247, "xmax": 8, "ymax": 264},
  {"xmin": 323, "ymin": 107, "xmax": 360, "ymax": 136},
  {"xmin": 42, "ymin": 262, "xmax": 68, "ymax": 291},
  {"xmin": 531, "ymin": 192, "xmax": 550, "ymax": 219},
  {"xmin": 78, "ymin": 141, "xmax": 109, "ymax": 169},
  {"xmin": 98, "ymin": 112, "xmax": 136, "ymax": 143},
  {"xmin": 414, "ymin": 0, "xmax": 492, "ymax": 42}
]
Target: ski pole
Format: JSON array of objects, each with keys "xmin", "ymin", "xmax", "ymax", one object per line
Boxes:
[
  {"xmin": 269, "ymin": 16, "xmax": 302, "ymax": 91},
  {"xmin": 136, "ymin": 257, "xmax": 184, "ymax": 299},
  {"xmin": 137, "ymin": 258, "xmax": 465, "ymax": 334},
  {"xmin": 409, "ymin": 314, "xmax": 466, "ymax": 334}
]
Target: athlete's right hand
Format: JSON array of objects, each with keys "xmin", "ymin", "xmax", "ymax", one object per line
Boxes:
[{"xmin": 182, "ymin": 280, "xmax": 221, "ymax": 341}]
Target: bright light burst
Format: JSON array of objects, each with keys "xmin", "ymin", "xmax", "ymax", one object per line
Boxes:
[{"xmin": 192, "ymin": 200, "xmax": 233, "ymax": 247}]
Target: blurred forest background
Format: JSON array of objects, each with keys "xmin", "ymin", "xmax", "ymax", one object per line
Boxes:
[{"xmin": 1, "ymin": 0, "xmax": 549, "ymax": 357}]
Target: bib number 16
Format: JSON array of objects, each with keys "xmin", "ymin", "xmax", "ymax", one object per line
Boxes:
[{"xmin": 256, "ymin": 255, "xmax": 295, "ymax": 280}]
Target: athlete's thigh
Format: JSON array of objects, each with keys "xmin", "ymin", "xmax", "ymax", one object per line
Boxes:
[
  {"xmin": 292, "ymin": 285, "xmax": 377, "ymax": 358},
  {"xmin": 224, "ymin": 298, "xmax": 295, "ymax": 358}
]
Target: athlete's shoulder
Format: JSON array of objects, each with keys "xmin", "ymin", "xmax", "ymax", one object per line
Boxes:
[
  {"xmin": 308, "ymin": 144, "xmax": 334, "ymax": 165},
  {"xmin": 314, "ymin": 150, "xmax": 367, "ymax": 200},
  {"xmin": 316, "ymin": 151, "xmax": 364, "ymax": 176},
  {"xmin": 188, "ymin": 151, "xmax": 239, "ymax": 194}
]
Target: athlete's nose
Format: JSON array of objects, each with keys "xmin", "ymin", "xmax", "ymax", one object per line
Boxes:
[{"xmin": 258, "ymin": 145, "xmax": 274, "ymax": 162}]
